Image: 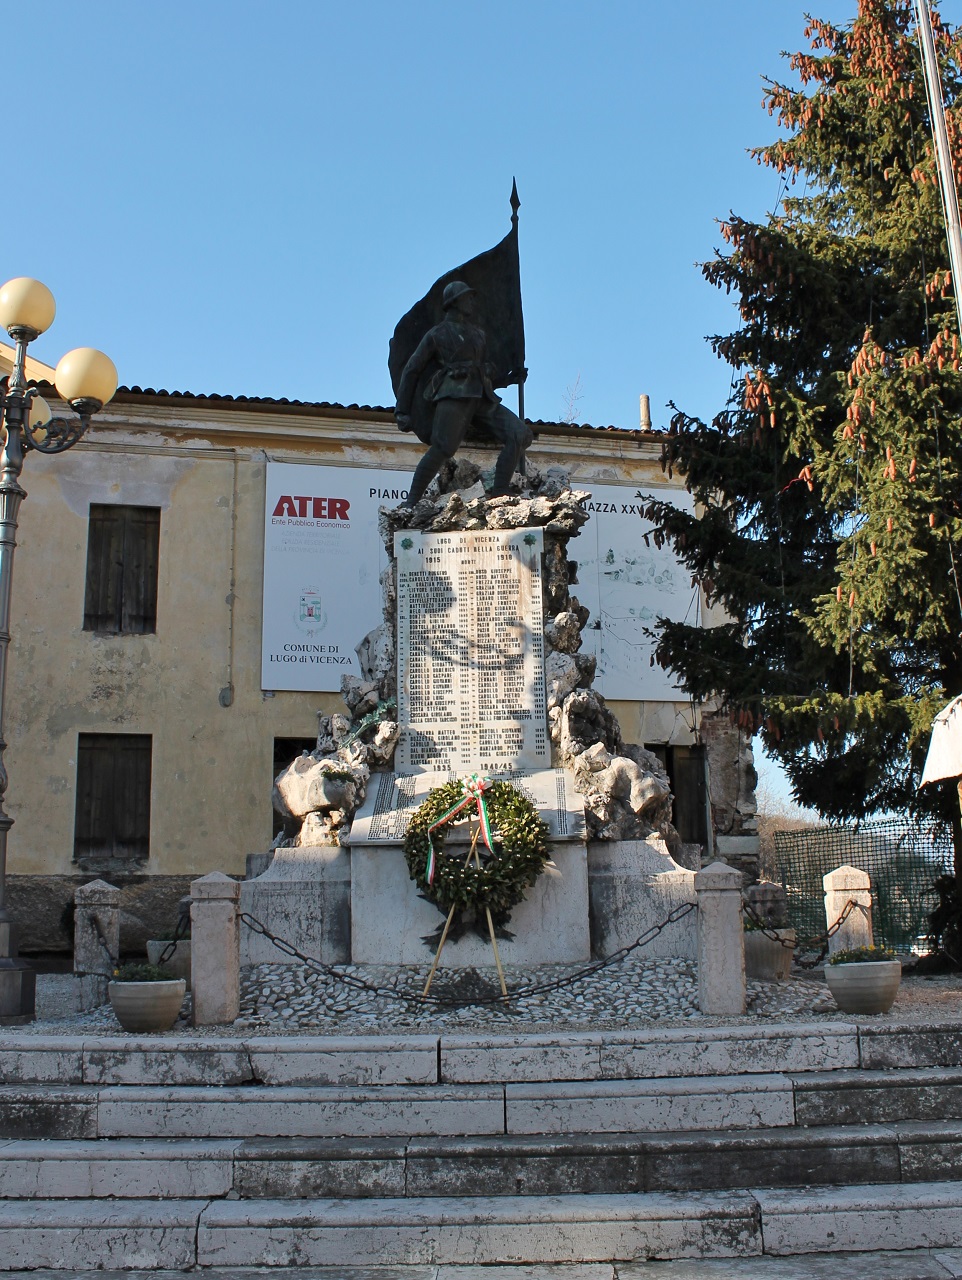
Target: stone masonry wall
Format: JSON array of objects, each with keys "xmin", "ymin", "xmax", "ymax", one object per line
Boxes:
[{"xmin": 700, "ymin": 709, "xmax": 760, "ymax": 880}]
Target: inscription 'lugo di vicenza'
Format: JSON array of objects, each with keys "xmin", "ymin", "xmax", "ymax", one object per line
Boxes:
[{"xmin": 395, "ymin": 527, "xmax": 548, "ymax": 774}]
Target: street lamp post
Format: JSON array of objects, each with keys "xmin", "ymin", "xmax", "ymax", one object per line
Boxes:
[{"xmin": 0, "ymin": 277, "xmax": 116, "ymax": 1024}]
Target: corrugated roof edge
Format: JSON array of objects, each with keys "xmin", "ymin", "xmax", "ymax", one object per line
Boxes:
[{"xmin": 32, "ymin": 380, "xmax": 661, "ymax": 440}]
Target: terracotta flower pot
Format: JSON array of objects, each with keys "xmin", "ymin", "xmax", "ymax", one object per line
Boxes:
[
  {"xmin": 825, "ymin": 959, "xmax": 901, "ymax": 1015},
  {"xmin": 745, "ymin": 928, "xmax": 796, "ymax": 982},
  {"xmin": 108, "ymin": 979, "xmax": 186, "ymax": 1033}
]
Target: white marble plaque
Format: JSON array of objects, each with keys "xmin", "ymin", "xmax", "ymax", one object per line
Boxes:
[
  {"xmin": 395, "ymin": 527, "xmax": 549, "ymax": 774},
  {"xmin": 348, "ymin": 769, "xmax": 586, "ymax": 844}
]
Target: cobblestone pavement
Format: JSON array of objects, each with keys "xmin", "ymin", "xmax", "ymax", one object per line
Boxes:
[
  {"xmin": 232, "ymin": 955, "xmax": 828, "ymax": 1032},
  {"xmin": 16, "ymin": 955, "xmax": 961, "ymax": 1037}
]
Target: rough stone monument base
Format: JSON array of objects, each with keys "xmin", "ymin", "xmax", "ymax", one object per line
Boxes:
[
  {"xmin": 350, "ymin": 843, "xmax": 591, "ymax": 966},
  {"xmin": 240, "ymin": 847, "xmax": 351, "ymax": 967},
  {"xmin": 587, "ymin": 838, "xmax": 697, "ymax": 960}
]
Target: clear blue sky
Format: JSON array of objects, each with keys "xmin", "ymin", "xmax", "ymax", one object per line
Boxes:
[
  {"xmin": 7, "ymin": 1, "xmax": 920, "ymax": 812},
  {"xmin": 8, "ymin": 0, "xmax": 864, "ymax": 431}
]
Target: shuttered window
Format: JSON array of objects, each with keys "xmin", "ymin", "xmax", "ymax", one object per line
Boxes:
[
  {"xmin": 83, "ymin": 505, "xmax": 160, "ymax": 634},
  {"xmin": 669, "ymin": 745, "xmax": 709, "ymax": 846},
  {"xmin": 645, "ymin": 743, "xmax": 710, "ymax": 847},
  {"xmin": 73, "ymin": 733, "xmax": 152, "ymax": 869}
]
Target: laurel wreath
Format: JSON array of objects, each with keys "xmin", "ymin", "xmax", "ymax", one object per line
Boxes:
[{"xmin": 404, "ymin": 778, "xmax": 552, "ymax": 927}]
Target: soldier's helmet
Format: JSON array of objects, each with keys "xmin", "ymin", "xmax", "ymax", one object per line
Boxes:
[{"xmin": 441, "ymin": 281, "xmax": 475, "ymax": 310}]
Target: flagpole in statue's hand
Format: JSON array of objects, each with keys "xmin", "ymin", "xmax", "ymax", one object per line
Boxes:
[
  {"xmin": 512, "ymin": 366, "xmax": 528, "ymax": 473},
  {"xmin": 509, "ymin": 178, "xmax": 526, "ymax": 435}
]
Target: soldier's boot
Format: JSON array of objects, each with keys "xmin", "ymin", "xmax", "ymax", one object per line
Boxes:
[
  {"xmin": 488, "ymin": 438, "xmax": 524, "ymax": 498},
  {"xmin": 403, "ymin": 445, "xmax": 447, "ymax": 507}
]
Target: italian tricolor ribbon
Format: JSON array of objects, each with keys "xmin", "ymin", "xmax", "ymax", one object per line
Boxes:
[{"xmin": 425, "ymin": 774, "xmax": 494, "ymax": 883}]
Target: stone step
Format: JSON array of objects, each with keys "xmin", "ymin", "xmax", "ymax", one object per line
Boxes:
[
  {"xmin": 2, "ymin": 1183, "xmax": 962, "ymax": 1269},
  {"xmin": 0, "ymin": 1020, "xmax": 959, "ymax": 1087},
  {"xmin": 2, "ymin": 1260, "xmax": 961, "ymax": 1280},
  {"xmin": 0, "ymin": 1138, "xmax": 236, "ymax": 1198},
  {"xmin": 0, "ymin": 1121, "xmax": 958, "ymax": 1199},
  {"xmin": 1, "ymin": 1257, "xmax": 961, "ymax": 1280},
  {"xmin": 4, "ymin": 1066, "xmax": 962, "ymax": 1139},
  {"xmin": 0, "ymin": 1082, "xmax": 505, "ymax": 1141},
  {"xmin": 439, "ymin": 1023, "xmax": 859, "ymax": 1083},
  {"xmin": 794, "ymin": 1066, "xmax": 962, "ymax": 1127},
  {"xmin": 0, "ymin": 1074, "xmax": 794, "ymax": 1140},
  {"xmin": 0, "ymin": 1034, "xmax": 440, "ymax": 1087}
]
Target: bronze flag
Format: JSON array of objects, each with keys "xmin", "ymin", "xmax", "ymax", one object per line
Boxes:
[{"xmin": 388, "ymin": 183, "xmax": 525, "ymax": 419}]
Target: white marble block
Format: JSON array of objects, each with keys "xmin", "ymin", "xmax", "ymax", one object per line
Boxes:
[
  {"xmin": 240, "ymin": 845, "xmax": 351, "ymax": 966},
  {"xmin": 351, "ymin": 842, "xmax": 591, "ymax": 966},
  {"xmin": 587, "ymin": 837, "xmax": 697, "ymax": 959}
]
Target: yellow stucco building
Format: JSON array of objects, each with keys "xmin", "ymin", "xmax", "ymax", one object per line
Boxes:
[{"xmin": 3, "ymin": 377, "xmax": 756, "ymax": 953}]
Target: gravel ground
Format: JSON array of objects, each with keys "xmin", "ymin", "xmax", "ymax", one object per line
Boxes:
[{"xmin": 12, "ymin": 956, "xmax": 961, "ymax": 1038}]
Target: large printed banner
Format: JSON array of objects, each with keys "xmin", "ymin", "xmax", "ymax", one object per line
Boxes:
[
  {"xmin": 261, "ymin": 463, "xmax": 411, "ymax": 692},
  {"xmin": 574, "ymin": 482, "xmax": 698, "ymax": 702},
  {"xmin": 261, "ymin": 465, "xmax": 696, "ymax": 699}
]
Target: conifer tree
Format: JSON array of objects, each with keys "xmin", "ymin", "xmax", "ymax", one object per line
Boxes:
[{"xmin": 646, "ymin": 0, "xmax": 962, "ymax": 841}]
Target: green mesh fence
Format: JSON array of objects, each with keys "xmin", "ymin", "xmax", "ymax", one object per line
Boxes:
[{"xmin": 772, "ymin": 818, "xmax": 951, "ymax": 954}]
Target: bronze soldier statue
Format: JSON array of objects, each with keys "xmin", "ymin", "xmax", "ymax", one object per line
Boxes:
[{"xmin": 394, "ymin": 281, "xmax": 532, "ymax": 507}]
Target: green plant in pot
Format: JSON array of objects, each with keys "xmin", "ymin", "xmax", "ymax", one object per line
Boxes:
[
  {"xmin": 108, "ymin": 962, "xmax": 186, "ymax": 1033},
  {"xmin": 825, "ymin": 945, "xmax": 901, "ymax": 1015}
]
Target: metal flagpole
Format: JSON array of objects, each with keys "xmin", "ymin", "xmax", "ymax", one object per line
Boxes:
[
  {"xmin": 510, "ymin": 177, "xmax": 528, "ymax": 478},
  {"xmin": 915, "ymin": 3, "xmax": 962, "ymax": 839},
  {"xmin": 916, "ymin": 0, "xmax": 962, "ymax": 337},
  {"xmin": 510, "ymin": 178, "xmax": 525, "ymax": 424}
]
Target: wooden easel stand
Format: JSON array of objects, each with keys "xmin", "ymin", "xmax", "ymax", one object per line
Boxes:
[{"xmin": 422, "ymin": 819, "xmax": 509, "ymax": 1000}]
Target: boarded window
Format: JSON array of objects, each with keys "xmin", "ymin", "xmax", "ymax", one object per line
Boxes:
[
  {"xmin": 668, "ymin": 745, "xmax": 709, "ymax": 847},
  {"xmin": 645, "ymin": 743, "xmax": 709, "ymax": 848},
  {"xmin": 83, "ymin": 505, "xmax": 160, "ymax": 634},
  {"xmin": 74, "ymin": 733, "xmax": 152, "ymax": 871}
]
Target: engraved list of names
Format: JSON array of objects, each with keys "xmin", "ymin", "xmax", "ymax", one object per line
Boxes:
[{"xmin": 395, "ymin": 527, "xmax": 549, "ymax": 774}]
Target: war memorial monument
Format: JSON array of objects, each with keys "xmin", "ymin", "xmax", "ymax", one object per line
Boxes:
[
  {"xmin": 247, "ymin": 191, "xmax": 698, "ymax": 977},
  {"xmin": 3, "ymin": 194, "xmax": 957, "ymax": 1280}
]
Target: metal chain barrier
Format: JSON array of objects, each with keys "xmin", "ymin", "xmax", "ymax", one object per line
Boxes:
[
  {"xmin": 156, "ymin": 904, "xmax": 191, "ymax": 966},
  {"xmin": 90, "ymin": 914, "xmax": 119, "ymax": 967},
  {"xmin": 239, "ymin": 901, "xmax": 697, "ymax": 1008},
  {"xmin": 743, "ymin": 897, "xmax": 867, "ymax": 970},
  {"xmin": 78, "ymin": 906, "xmax": 189, "ymax": 978},
  {"xmin": 72, "ymin": 913, "xmax": 120, "ymax": 979}
]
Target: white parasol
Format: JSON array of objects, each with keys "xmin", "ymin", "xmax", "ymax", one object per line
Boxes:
[{"xmin": 920, "ymin": 694, "xmax": 962, "ymax": 789}]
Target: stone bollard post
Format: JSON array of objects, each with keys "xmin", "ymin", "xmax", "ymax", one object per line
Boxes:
[
  {"xmin": 823, "ymin": 864, "xmax": 873, "ymax": 956},
  {"xmin": 74, "ymin": 880, "xmax": 120, "ymax": 1010},
  {"xmin": 694, "ymin": 861, "xmax": 746, "ymax": 1015},
  {"xmin": 190, "ymin": 872, "xmax": 240, "ymax": 1026}
]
